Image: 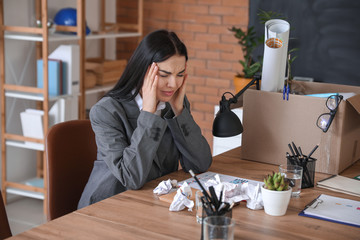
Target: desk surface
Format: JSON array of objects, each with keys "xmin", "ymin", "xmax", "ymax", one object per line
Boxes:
[{"xmin": 10, "ymin": 147, "xmax": 360, "ymax": 239}]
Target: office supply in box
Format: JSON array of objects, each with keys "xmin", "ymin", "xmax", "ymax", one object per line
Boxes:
[
  {"xmin": 242, "ymin": 81, "xmax": 360, "ymax": 174},
  {"xmin": 317, "ymin": 175, "xmax": 360, "ymax": 197},
  {"xmin": 299, "ymin": 194, "xmax": 360, "ymax": 228},
  {"xmin": 286, "ymin": 142, "xmax": 317, "ymax": 189},
  {"xmin": 188, "ymin": 171, "xmax": 235, "ymax": 240},
  {"xmin": 261, "ymin": 19, "xmax": 290, "ymax": 92}
]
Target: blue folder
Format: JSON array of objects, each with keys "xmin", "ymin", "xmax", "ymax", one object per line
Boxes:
[{"xmin": 37, "ymin": 59, "xmax": 66, "ymax": 96}]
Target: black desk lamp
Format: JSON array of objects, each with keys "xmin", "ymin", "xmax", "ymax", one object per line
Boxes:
[{"xmin": 212, "ymin": 74, "xmax": 261, "ymax": 137}]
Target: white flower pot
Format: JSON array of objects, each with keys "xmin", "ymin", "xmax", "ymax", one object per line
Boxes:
[{"xmin": 261, "ymin": 185, "xmax": 292, "ymax": 216}]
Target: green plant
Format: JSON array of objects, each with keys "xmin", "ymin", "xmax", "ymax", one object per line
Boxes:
[
  {"xmin": 230, "ymin": 10, "xmax": 286, "ymax": 78},
  {"xmin": 287, "ymin": 48, "xmax": 299, "ymax": 81},
  {"xmin": 229, "ymin": 26, "xmax": 262, "ymax": 78},
  {"xmin": 257, "ymin": 9, "xmax": 284, "ymax": 24},
  {"xmin": 263, "ymin": 172, "xmax": 289, "ymax": 191}
]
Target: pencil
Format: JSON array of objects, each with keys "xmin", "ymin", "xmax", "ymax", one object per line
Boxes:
[
  {"xmin": 308, "ymin": 145, "xmax": 319, "ymax": 158},
  {"xmin": 292, "ymin": 142, "xmax": 300, "ymax": 156},
  {"xmin": 189, "ymin": 170, "xmax": 212, "ymax": 204},
  {"xmin": 288, "ymin": 144, "xmax": 295, "ymax": 156}
]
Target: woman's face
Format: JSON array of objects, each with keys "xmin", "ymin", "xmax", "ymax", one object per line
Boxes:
[{"xmin": 155, "ymin": 55, "xmax": 186, "ymax": 102}]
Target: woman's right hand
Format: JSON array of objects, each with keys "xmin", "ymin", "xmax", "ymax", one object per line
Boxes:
[{"xmin": 141, "ymin": 62, "xmax": 159, "ymax": 113}]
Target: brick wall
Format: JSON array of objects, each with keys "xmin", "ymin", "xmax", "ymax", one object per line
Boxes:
[{"xmin": 117, "ymin": 0, "xmax": 249, "ymax": 152}]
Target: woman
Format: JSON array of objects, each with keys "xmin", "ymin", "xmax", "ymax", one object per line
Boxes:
[{"xmin": 78, "ymin": 30, "xmax": 212, "ymax": 208}]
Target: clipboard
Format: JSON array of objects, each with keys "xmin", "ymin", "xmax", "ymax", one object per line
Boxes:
[{"xmin": 298, "ymin": 194, "xmax": 360, "ymax": 228}]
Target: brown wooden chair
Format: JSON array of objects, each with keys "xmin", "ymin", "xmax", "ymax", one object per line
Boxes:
[
  {"xmin": 0, "ymin": 190, "xmax": 12, "ymax": 239},
  {"xmin": 46, "ymin": 120, "xmax": 97, "ymax": 221}
]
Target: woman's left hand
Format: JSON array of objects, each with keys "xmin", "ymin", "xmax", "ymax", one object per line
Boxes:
[{"xmin": 169, "ymin": 73, "xmax": 187, "ymax": 117}]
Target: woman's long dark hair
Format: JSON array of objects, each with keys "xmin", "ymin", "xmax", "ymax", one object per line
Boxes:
[{"xmin": 107, "ymin": 29, "xmax": 188, "ymax": 101}]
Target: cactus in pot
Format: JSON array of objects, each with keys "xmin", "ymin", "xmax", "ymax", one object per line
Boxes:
[
  {"xmin": 261, "ymin": 171, "xmax": 292, "ymax": 216},
  {"xmin": 263, "ymin": 172, "xmax": 289, "ymax": 191}
]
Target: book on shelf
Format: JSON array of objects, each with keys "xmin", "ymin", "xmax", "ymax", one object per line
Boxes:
[
  {"xmin": 47, "ymin": 45, "xmax": 80, "ymax": 120},
  {"xmin": 20, "ymin": 100, "xmax": 77, "ymax": 148},
  {"xmin": 20, "ymin": 109, "xmax": 44, "ymax": 148},
  {"xmin": 37, "ymin": 58, "xmax": 66, "ymax": 96},
  {"xmin": 49, "ymin": 44, "xmax": 80, "ymax": 96},
  {"xmin": 25, "ymin": 177, "xmax": 44, "ymax": 188},
  {"xmin": 49, "ymin": 97, "xmax": 78, "ymax": 126}
]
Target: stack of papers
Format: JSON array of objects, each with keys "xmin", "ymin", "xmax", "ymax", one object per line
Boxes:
[
  {"xmin": 317, "ymin": 175, "xmax": 360, "ymax": 197},
  {"xmin": 299, "ymin": 194, "xmax": 360, "ymax": 228},
  {"xmin": 178, "ymin": 171, "xmax": 261, "ymax": 190}
]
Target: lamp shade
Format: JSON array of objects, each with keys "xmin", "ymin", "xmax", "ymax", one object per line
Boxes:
[
  {"xmin": 212, "ymin": 110, "xmax": 243, "ymax": 137},
  {"xmin": 212, "ymin": 74, "xmax": 260, "ymax": 138}
]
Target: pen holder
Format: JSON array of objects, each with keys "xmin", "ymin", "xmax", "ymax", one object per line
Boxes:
[
  {"xmin": 200, "ymin": 196, "xmax": 232, "ymax": 240},
  {"xmin": 287, "ymin": 156, "xmax": 317, "ymax": 189}
]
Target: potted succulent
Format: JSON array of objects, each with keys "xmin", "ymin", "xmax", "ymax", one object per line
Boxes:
[
  {"xmin": 261, "ymin": 171, "xmax": 292, "ymax": 216},
  {"xmin": 230, "ymin": 10, "xmax": 284, "ymax": 92}
]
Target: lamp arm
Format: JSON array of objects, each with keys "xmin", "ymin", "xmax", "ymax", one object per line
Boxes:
[
  {"xmin": 213, "ymin": 74, "xmax": 261, "ymax": 137},
  {"xmin": 232, "ymin": 74, "xmax": 261, "ymax": 102},
  {"xmin": 218, "ymin": 74, "xmax": 261, "ymax": 113}
]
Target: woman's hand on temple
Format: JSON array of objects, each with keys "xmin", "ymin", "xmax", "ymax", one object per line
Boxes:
[
  {"xmin": 142, "ymin": 62, "xmax": 159, "ymax": 113},
  {"xmin": 170, "ymin": 73, "xmax": 187, "ymax": 116}
]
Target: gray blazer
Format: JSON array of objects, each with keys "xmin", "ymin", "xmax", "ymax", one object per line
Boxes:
[{"xmin": 78, "ymin": 95, "xmax": 212, "ymax": 208}]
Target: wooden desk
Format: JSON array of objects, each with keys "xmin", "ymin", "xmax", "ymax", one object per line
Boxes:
[{"xmin": 10, "ymin": 147, "xmax": 360, "ymax": 239}]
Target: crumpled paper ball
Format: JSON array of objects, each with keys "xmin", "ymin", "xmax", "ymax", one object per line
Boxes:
[
  {"xmin": 169, "ymin": 182, "xmax": 194, "ymax": 211},
  {"xmin": 153, "ymin": 179, "xmax": 177, "ymax": 195}
]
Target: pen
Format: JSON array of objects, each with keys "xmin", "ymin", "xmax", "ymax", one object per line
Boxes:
[
  {"xmin": 304, "ymin": 195, "xmax": 321, "ymax": 209},
  {"xmin": 286, "ymin": 83, "xmax": 290, "ymax": 100},
  {"xmin": 218, "ymin": 202, "xmax": 231, "ymax": 215},
  {"xmin": 189, "ymin": 169, "xmax": 212, "ymax": 205},
  {"xmin": 292, "ymin": 141, "xmax": 300, "ymax": 156},
  {"xmin": 229, "ymin": 202, "xmax": 235, "ymax": 210},
  {"xmin": 308, "ymin": 145, "xmax": 319, "ymax": 158},
  {"xmin": 219, "ymin": 185, "xmax": 224, "ymax": 204},
  {"xmin": 286, "ymin": 152, "xmax": 296, "ymax": 166},
  {"xmin": 298, "ymin": 147, "xmax": 303, "ymax": 158},
  {"xmin": 283, "ymin": 84, "xmax": 286, "ymax": 100},
  {"xmin": 288, "ymin": 144, "xmax": 295, "ymax": 156},
  {"xmin": 298, "ymin": 146, "xmax": 305, "ymax": 164},
  {"xmin": 200, "ymin": 197, "xmax": 214, "ymax": 216},
  {"xmin": 208, "ymin": 186, "xmax": 219, "ymax": 210}
]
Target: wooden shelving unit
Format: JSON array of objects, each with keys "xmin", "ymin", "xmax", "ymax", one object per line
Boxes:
[
  {"xmin": 0, "ymin": 0, "xmax": 143, "ymax": 215},
  {"xmin": 0, "ymin": 0, "xmax": 86, "ymax": 215}
]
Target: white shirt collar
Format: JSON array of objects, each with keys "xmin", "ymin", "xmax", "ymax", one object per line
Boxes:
[{"xmin": 133, "ymin": 90, "xmax": 166, "ymax": 116}]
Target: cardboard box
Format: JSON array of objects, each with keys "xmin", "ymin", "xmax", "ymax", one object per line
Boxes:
[
  {"xmin": 241, "ymin": 81, "xmax": 360, "ymax": 174},
  {"xmin": 85, "ymin": 58, "xmax": 127, "ymax": 85},
  {"xmin": 85, "ymin": 71, "xmax": 97, "ymax": 89}
]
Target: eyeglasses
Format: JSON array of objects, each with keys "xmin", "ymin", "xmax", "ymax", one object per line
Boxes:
[{"xmin": 316, "ymin": 94, "xmax": 343, "ymax": 133}]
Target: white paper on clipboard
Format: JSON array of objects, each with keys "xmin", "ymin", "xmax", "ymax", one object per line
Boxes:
[{"xmin": 300, "ymin": 194, "xmax": 360, "ymax": 227}]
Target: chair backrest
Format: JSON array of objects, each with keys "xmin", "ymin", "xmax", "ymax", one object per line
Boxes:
[
  {"xmin": 0, "ymin": 190, "xmax": 12, "ymax": 239},
  {"xmin": 46, "ymin": 119, "xmax": 97, "ymax": 221}
]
